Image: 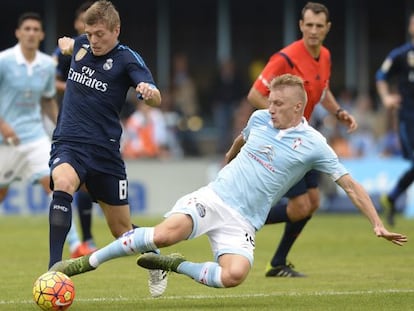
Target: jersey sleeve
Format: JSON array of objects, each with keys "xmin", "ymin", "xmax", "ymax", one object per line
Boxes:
[
  {"xmin": 311, "ymin": 137, "xmax": 348, "ymax": 181},
  {"xmin": 252, "ymin": 53, "xmax": 293, "ymax": 97},
  {"xmin": 375, "ymin": 47, "xmax": 401, "ymax": 81},
  {"xmin": 124, "ymin": 48, "xmax": 156, "ymax": 88}
]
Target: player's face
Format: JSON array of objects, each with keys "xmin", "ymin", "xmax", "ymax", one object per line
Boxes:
[
  {"xmin": 84, "ymin": 22, "xmax": 120, "ymax": 56},
  {"xmin": 268, "ymin": 86, "xmax": 303, "ymax": 129},
  {"xmin": 15, "ymin": 19, "xmax": 44, "ymax": 51},
  {"xmin": 299, "ymin": 10, "xmax": 331, "ymax": 48}
]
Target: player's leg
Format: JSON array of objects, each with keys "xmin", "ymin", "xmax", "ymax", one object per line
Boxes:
[
  {"xmin": 0, "ymin": 142, "xmax": 25, "ymax": 203},
  {"xmin": 381, "ymin": 120, "xmax": 414, "ymax": 226},
  {"xmin": 48, "ymin": 162, "xmax": 81, "ymax": 269},
  {"xmin": 49, "ymin": 212, "xmax": 192, "ymax": 275},
  {"xmin": 75, "ymin": 188, "xmax": 96, "ymax": 246},
  {"xmin": 138, "ymin": 252, "xmax": 250, "ymax": 288},
  {"xmin": 266, "ymin": 171, "xmax": 320, "ymax": 277},
  {"xmin": 87, "ymin": 172, "xmax": 169, "ymax": 297},
  {"xmin": 138, "ymin": 194, "xmax": 255, "ymax": 288},
  {"xmin": 40, "ymin": 175, "xmax": 88, "ymax": 260},
  {"xmin": 266, "ymin": 193, "xmax": 310, "ymax": 277}
]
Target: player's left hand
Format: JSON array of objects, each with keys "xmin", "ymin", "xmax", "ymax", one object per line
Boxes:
[
  {"xmin": 374, "ymin": 225, "xmax": 408, "ymax": 246},
  {"xmin": 337, "ymin": 110, "xmax": 358, "ymax": 133}
]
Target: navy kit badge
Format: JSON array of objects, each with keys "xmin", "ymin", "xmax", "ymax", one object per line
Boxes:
[{"xmin": 75, "ymin": 48, "xmax": 87, "ymax": 61}]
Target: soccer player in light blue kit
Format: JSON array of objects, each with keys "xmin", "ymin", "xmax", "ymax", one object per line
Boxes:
[
  {"xmin": 0, "ymin": 12, "xmax": 82, "ymax": 251},
  {"xmin": 51, "ymin": 74, "xmax": 407, "ymax": 291}
]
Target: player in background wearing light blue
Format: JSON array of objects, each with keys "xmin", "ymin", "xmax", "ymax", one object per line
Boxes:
[
  {"xmin": 0, "ymin": 12, "xmax": 83, "ymax": 258},
  {"xmin": 50, "ymin": 74, "xmax": 407, "ymax": 291}
]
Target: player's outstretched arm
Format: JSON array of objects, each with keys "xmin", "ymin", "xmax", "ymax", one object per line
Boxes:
[
  {"xmin": 336, "ymin": 174, "xmax": 408, "ymax": 246},
  {"xmin": 224, "ymin": 134, "xmax": 245, "ymax": 164}
]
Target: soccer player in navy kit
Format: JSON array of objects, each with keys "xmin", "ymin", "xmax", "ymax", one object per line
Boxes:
[
  {"xmin": 47, "ymin": 0, "xmax": 165, "ymax": 297},
  {"xmin": 377, "ymin": 12, "xmax": 414, "ymax": 226},
  {"xmin": 52, "ymin": 1, "xmax": 97, "ymax": 259}
]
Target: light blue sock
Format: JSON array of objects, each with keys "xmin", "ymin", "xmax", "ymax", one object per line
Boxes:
[
  {"xmin": 89, "ymin": 227, "xmax": 156, "ymax": 267},
  {"xmin": 66, "ymin": 218, "xmax": 81, "ymax": 253},
  {"xmin": 177, "ymin": 261, "xmax": 224, "ymax": 288}
]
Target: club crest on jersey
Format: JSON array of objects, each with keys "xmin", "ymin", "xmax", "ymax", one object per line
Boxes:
[
  {"xmin": 103, "ymin": 58, "xmax": 113, "ymax": 70},
  {"xmin": 196, "ymin": 203, "xmax": 206, "ymax": 217},
  {"xmin": 292, "ymin": 138, "xmax": 302, "ymax": 149},
  {"xmin": 75, "ymin": 48, "xmax": 87, "ymax": 61},
  {"xmin": 258, "ymin": 145, "xmax": 275, "ymax": 162}
]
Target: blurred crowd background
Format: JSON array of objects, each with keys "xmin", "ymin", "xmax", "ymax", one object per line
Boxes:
[{"xmin": 1, "ymin": 0, "xmax": 413, "ymax": 160}]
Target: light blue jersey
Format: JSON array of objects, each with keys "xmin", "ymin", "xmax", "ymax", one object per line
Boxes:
[
  {"xmin": 0, "ymin": 44, "xmax": 56, "ymax": 144},
  {"xmin": 209, "ymin": 109, "xmax": 348, "ymax": 230}
]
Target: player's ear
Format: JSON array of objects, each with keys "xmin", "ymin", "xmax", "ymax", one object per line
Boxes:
[
  {"xmin": 299, "ymin": 19, "xmax": 304, "ymax": 32},
  {"xmin": 114, "ymin": 25, "xmax": 120, "ymax": 36},
  {"xmin": 295, "ymin": 102, "xmax": 303, "ymax": 113},
  {"xmin": 326, "ymin": 22, "xmax": 331, "ymax": 33}
]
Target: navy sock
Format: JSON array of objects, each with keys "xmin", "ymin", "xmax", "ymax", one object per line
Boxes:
[
  {"xmin": 270, "ymin": 216, "xmax": 311, "ymax": 267},
  {"xmin": 75, "ymin": 191, "xmax": 93, "ymax": 242},
  {"xmin": 389, "ymin": 167, "xmax": 414, "ymax": 202},
  {"xmin": 48, "ymin": 191, "xmax": 73, "ymax": 269},
  {"xmin": 265, "ymin": 198, "xmax": 289, "ymax": 224}
]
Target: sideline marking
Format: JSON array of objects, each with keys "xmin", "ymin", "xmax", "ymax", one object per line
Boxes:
[{"xmin": 6, "ymin": 288, "xmax": 414, "ymax": 305}]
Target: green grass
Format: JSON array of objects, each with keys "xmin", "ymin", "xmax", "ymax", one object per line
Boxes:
[{"xmin": 0, "ymin": 213, "xmax": 413, "ymax": 310}]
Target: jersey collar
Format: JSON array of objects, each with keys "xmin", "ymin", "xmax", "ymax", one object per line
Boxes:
[{"xmin": 14, "ymin": 43, "xmax": 42, "ymax": 66}]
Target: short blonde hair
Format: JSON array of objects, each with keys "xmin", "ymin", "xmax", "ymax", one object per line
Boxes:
[
  {"xmin": 84, "ymin": 0, "xmax": 120, "ymax": 31},
  {"xmin": 269, "ymin": 74, "xmax": 308, "ymax": 105}
]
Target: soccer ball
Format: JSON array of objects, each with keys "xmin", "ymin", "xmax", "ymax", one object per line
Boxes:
[{"xmin": 33, "ymin": 271, "xmax": 75, "ymax": 310}]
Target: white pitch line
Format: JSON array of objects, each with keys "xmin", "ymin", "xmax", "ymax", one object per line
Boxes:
[{"xmin": 4, "ymin": 288, "xmax": 414, "ymax": 305}]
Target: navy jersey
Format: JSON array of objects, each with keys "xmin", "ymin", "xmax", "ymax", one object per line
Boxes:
[
  {"xmin": 52, "ymin": 35, "xmax": 156, "ymax": 150},
  {"xmin": 54, "ymin": 47, "xmax": 71, "ymax": 81},
  {"xmin": 376, "ymin": 42, "xmax": 414, "ymax": 119}
]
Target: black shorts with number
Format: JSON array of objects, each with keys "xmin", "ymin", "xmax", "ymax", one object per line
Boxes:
[
  {"xmin": 284, "ymin": 169, "xmax": 320, "ymax": 198},
  {"xmin": 49, "ymin": 141, "xmax": 128, "ymax": 205}
]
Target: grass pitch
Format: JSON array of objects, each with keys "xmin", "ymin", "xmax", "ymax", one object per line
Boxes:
[{"xmin": 0, "ymin": 213, "xmax": 412, "ymax": 310}]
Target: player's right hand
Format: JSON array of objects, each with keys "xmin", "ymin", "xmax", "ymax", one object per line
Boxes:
[
  {"xmin": 382, "ymin": 94, "xmax": 401, "ymax": 109},
  {"xmin": 58, "ymin": 37, "xmax": 75, "ymax": 55}
]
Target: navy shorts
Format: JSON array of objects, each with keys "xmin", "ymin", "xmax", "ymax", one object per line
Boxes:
[
  {"xmin": 284, "ymin": 169, "xmax": 320, "ymax": 198},
  {"xmin": 49, "ymin": 141, "xmax": 128, "ymax": 205}
]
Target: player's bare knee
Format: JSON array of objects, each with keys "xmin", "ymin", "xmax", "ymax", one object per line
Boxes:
[
  {"xmin": 153, "ymin": 230, "xmax": 176, "ymax": 247},
  {"xmin": 308, "ymin": 203, "xmax": 320, "ymax": 214},
  {"xmin": 221, "ymin": 270, "xmax": 247, "ymax": 288},
  {"xmin": 52, "ymin": 177, "xmax": 77, "ymax": 194},
  {"xmin": 288, "ymin": 202, "xmax": 311, "ymax": 220}
]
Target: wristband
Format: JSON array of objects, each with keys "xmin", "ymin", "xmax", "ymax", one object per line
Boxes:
[{"xmin": 335, "ymin": 108, "xmax": 344, "ymax": 120}]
